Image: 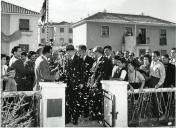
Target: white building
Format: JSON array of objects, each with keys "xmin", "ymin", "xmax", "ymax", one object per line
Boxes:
[
  {"xmin": 1, "ymin": 1, "xmax": 40, "ymax": 55},
  {"xmin": 38, "ymin": 21, "xmax": 73, "ymax": 48},
  {"xmin": 73, "ymin": 12, "xmax": 176, "ymax": 56}
]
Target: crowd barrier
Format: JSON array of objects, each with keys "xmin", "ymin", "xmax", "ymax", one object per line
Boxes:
[
  {"xmin": 1, "ymin": 81, "xmax": 175, "ymax": 127},
  {"xmin": 102, "ymin": 80, "xmax": 176, "ymax": 127},
  {"xmin": 128, "ymin": 87, "xmax": 175, "ymax": 127}
]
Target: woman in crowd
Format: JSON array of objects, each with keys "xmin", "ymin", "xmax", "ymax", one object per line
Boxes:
[
  {"xmin": 111, "ymin": 56, "xmax": 128, "ymax": 81},
  {"xmin": 1, "ymin": 54, "xmax": 17, "ymax": 91},
  {"xmin": 139, "ymin": 54, "xmax": 151, "ymax": 88},
  {"xmin": 138, "ymin": 55, "xmax": 144, "ymax": 65},
  {"xmin": 4, "ymin": 67, "xmax": 17, "ymax": 91},
  {"xmin": 1, "ymin": 54, "xmax": 8, "ymax": 90},
  {"xmin": 128, "ymin": 60, "xmax": 145, "ymax": 92},
  {"xmin": 1, "ymin": 54, "xmax": 8, "ymax": 77}
]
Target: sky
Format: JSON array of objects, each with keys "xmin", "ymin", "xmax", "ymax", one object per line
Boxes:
[{"xmin": 3, "ymin": 0, "xmax": 176, "ymax": 23}]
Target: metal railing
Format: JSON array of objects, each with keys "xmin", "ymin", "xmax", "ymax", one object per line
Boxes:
[{"xmin": 128, "ymin": 87, "xmax": 176, "ymax": 127}]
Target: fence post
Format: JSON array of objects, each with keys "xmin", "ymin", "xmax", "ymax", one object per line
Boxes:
[{"xmin": 101, "ymin": 80, "xmax": 129, "ymax": 127}]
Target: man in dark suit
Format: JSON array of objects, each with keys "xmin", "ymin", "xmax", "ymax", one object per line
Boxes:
[
  {"xmin": 104, "ymin": 45, "xmax": 113, "ymax": 60},
  {"xmin": 9, "ymin": 46, "xmax": 30, "ymax": 91},
  {"xmin": 24, "ymin": 51, "xmax": 36, "ymax": 91},
  {"xmin": 162, "ymin": 54, "xmax": 175, "ymax": 87},
  {"xmin": 77, "ymin": 45, "xmax": 94, "ymax": 118},
  {"xmin": 34, "ymin": 45, "xmax": 59, "ymax": 91},
  {"xmin": 104, "ymin": 45, "xmax": 113, "ymax": 74},
  {"xmin": 88, "ymin": 46, "xmax": 112, "ymax": 123},
  {"xmin": 160, "ymin": 54, "xmax": 175, "ymax": 120},
  {"xmin": 64, "ymin": 45, "xmax": 84, "ymax": 125}
]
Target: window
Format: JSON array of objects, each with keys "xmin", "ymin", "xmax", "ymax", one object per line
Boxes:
[
  {"xmin": 161, "ymin": 50, "xmax": 167, "ymax": 56},
  {"xmin": 41, "ymin": 38, "xmax": 45, "ymax": 44},
  {"xmin": 69, "ymin": 38, "xmax": 72, "ymax": 43},
  {"xmin": 160, "ymin": 29, "xmax": 167, "ymax": 45},
  {"xmin": 19, "ymin": 44, "xmax": 29, "ymax": 52},
  {"xmin": 42, "ymin": 28, "xmax": 45, "ymax": 33},
  {"xmin": 19, "ymin": 19, "xmax": 29, "ymax": 31},
  {"xmin": 101, "ymin": 26, "xmax": 109, "ymax": 37},
  {"xmin": 124, "ymin": 27, "xmax": 133, "ymax": 36},
  {"xmin": 69, "ymin": 28, "xmax": 72, "ymax": 33},
  {"xmin": 137, "ymin": 28, "xmax": 146, "ymax": 44},
  {"xmin": 60, "ymin": 28, "xmax": 64, "ymax": 33}
]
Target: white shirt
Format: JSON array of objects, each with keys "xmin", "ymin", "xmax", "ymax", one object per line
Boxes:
[
  {"xmin": 71, "ymin": 54, "xmax": 75, "ymax": 60},
  {"xmin": 120, "ymin": 70, "xmax": 127, "ymax": 80},
  {"xmin": 97, "ymin": 56, "xmax": 102, "ymax": 63},
  {"xmin": 150, "ymin": 60, "xmax": 166, "ymax": 86},
  {"xmin": 9, "ymin": 56, "xmax": 18, "ymax": 67},
  {"xmin": 83, "ymin": 55, "xmax": 87, "ymax": 61},
  {"xmin": 111, "ymin": 65, "xmax": 119, "ymax": 78},
  {"xmin": 111, "ymin": 66, "xmax": 127, "ymax": 80},
  {"xmin": 42, "ymin": 55, "xmax": 48, "ymax": 61},
  {"xmin": 169, "ymin": 58, "xmax": 176, "ymax": 66},
  {"xmin": 1, "ymin": 65, "xmax": 8, "ymax": 76},
  {"xmin": 128, "ymin": 70, "xmax": 145, "ymax": 83}
]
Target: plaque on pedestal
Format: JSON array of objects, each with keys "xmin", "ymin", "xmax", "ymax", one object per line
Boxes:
[{"xmin": 39, "ymin": 82, "xmax": 66, "ymax": 127}]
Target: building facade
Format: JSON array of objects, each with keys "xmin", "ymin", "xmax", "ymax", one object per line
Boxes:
[
  {"xmin": 1, "ymin": 1, "xmax": 40, "ymax": 55},
  {"xmin": 73, "ymin": 12, "xmax": 176, "ymax": 56},
  {"xmin": 38, "ymin": 21, "xmax": 73, "ymax": 48}
]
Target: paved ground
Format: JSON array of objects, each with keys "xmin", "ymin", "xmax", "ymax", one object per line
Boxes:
[
  {"xmin": 66, "ymin": 117, "xmax": 104, "ymax": 127},
  {"xmin": 128, "ymin": 117, "xmax": 175, "ymax": 127},
  {"xmin": 66, "ymin": 117, "xmax": 175, "ymax": 127}
]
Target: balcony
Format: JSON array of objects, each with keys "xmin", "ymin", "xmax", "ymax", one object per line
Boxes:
[
  {"xmin": 21, "ymin": 30, "xmax": 33, "ymax": 36},
  {"xmin": 136, "ymin": 36, "xmax": 150, "ymax": 46}
]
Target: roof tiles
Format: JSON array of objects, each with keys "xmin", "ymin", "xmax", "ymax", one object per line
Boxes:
[
  {"xmin": 75, "ymin": 12, "xmax": 175, "ymax": 26},
  {"xmin": 1, "ymin": 1, "xmax": 40, "ymax": 15}
]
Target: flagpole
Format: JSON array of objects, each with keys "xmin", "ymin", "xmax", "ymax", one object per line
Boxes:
[{"xmin": 46, "ymin": 0, "xmax": 49, "ymax": 43}]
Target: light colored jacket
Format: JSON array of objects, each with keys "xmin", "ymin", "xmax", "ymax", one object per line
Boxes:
[{"xmin": 34, "ymin": 55, "xmax": 55, "ymax": 90}]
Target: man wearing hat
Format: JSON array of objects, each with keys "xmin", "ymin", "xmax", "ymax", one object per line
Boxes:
[
  {"xmin": 64, "ymin": 45, "xmax": 83, "ymax": 125},
  {"xmin": 88, "ymin": 46, "xmax": 112, "ymax": 123}
]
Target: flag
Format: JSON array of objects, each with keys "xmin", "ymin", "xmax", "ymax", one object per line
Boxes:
[{"xmin": 40, "ymin": 0, "xmax": 46, "ymax": 23}]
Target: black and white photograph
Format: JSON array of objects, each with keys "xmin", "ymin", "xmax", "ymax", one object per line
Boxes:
[{"xmin": 0, "ymin": 0, "xmax": 176, "ymax": 127}]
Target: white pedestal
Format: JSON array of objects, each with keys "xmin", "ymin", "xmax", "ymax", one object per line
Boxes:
[
  {"xmin": 101, "ymin": 80, "xmax": 128, "ymax": 127},
  {"xmin": 39, "ymin": 82, "xmax": 66, "ymax": 127}
]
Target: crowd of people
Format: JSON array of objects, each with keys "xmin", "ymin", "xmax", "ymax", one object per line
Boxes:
[{"xmin": 1, "ymin": 44, "xmax": 176, "ymax": 125}]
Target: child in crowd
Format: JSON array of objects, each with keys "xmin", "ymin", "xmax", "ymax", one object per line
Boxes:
[{"xmin": 4, "ymin": 67, "xmax": 17, "ymax": 91}]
